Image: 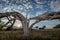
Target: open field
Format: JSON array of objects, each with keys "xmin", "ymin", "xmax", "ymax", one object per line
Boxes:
[{"xmin": 0, "ymin": 29, "xmax": 60, "ymax": 40}]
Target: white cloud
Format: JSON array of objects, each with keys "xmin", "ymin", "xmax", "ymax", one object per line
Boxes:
[
  {"xmin": 35, "ymin": 0, "xmax": 46, "ymax": 5},
  {"xmin": 3, "ymin": 4, "xmax": 24, "ymax": 12},
  {"xmin": 36, "ymin": 11, "xmax": 47, "ymax": 16},
  {"xmin": 2, "ymin": 0, "xmax": 9, "ymax": 3},
  {"xmin": 17, "ymin": 0, "xmax": 28, "ymax": 3},
  {"xmin": 35, "ymin": 0, "xmax": 41, "ymax": 4},
  {"xmin": 12, "ymin": 4, "xmax": 23, "ymax": 10},
  {"xmin": 35, "ymin": 0, "xmax": 60, "ymax": 12},
  {"xmin": 2, "ymin": 0, "xmax": 6, "ymax": 1},
  {"xmin": 3, "ymin": 6, "xmax": 13, "ymax": 12},
  {"xmin": 36, "ymin": 5, "xmax": 44, "ymax": 10},
  {"xmin": 50, "ymin": 0, "xmax": 60, "ymax": 11},
  {"xmin": 17, "ymin": 5, "xmax": 23, "ymax": 10},
  {"xmin": 0, "ymin": 6, "xmax": 3, "ymax": 13},
  {"xmin": 16, "ymin": 0, "xmax": 20, "ymax": 3},
  {"xmin": 23, "ymin": 0, "xmax": 28, "ymax": 3},
  {"xmin": 23, "ymin": 2, "xmax": 33, "ymax": 9}
]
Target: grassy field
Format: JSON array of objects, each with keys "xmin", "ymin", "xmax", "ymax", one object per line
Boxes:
[{"xmin": 0, "ymin": 29, "xmax": 60, "ymax": 40}]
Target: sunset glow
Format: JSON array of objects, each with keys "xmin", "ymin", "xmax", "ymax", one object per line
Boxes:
[{"xmin": 15, "ymin": 23, "xmax": 22, "ymax": 28}]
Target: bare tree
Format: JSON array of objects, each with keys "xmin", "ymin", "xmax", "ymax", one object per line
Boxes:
[
  {"xmin": 0, "ymin": 12, "xmax": 60, "ymax": 38},
  {"xmin": 0, "ymin": 12, "xmax": 30, "ymax": 37}
]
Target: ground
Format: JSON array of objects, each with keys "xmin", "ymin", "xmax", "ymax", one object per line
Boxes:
[{"xmin": 0, "ymin": 29, "xmax": 60, "ymax": 40}]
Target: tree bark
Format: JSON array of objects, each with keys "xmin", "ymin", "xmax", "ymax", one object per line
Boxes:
[{"xmin": 22, "ymin": 20, "xmax": 30, "ymax": 37}]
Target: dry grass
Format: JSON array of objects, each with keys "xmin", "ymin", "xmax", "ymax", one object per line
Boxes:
[{"xmin": 0, "ymin": 29, "xmax": 60, "ymax": 40}]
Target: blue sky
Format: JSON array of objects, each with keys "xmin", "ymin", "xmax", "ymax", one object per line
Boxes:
[{"xmin": 0, "ymin": 0, "xmax": 60, "ymax": 28}]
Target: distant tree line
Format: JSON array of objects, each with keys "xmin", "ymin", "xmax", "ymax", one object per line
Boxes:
[
  {"xmin": 35, "ymin": 26, "xmax": 46, "ymax": 30},
  {"xmin": 53, "ymin": 24, "xmax": 60, "ymax": 28}
]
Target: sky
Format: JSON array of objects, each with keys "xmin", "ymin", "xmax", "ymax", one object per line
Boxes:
[{"xmin": 0, "ymin": 0, "xmax": 60, "ymax": 29}]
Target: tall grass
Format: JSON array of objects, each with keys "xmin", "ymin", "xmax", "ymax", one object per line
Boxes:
[{"xmin": 0, "ymin": 29, "xmax": 60, "ymax": 40}]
